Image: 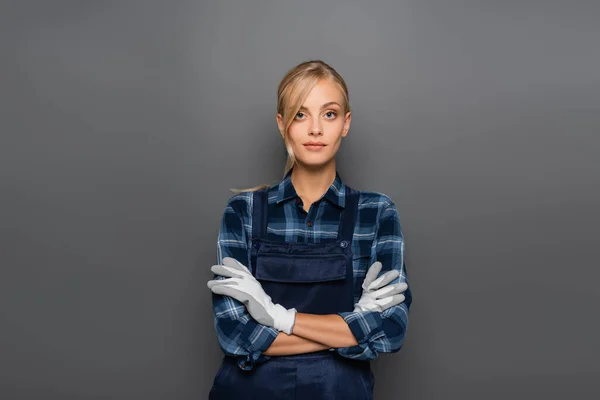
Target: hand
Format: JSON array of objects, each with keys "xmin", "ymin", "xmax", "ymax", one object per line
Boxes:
[
  {"xmin": 207, "ymin": 257, "xmax": 297, "ymax": 334},
  {"xmin": 354, "ymin": 261, "xmax": 408, "ymax": 312}
]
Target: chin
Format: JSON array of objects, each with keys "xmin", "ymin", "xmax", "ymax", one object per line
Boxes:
[{"xmin": 295, "ymin": 157, "xmax": 334, "ymax": 169}]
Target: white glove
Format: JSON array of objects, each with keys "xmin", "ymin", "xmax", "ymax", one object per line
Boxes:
[
  {"xmin": 354, "ymin": 261, "xmax": 408, "ymax": 312},
  {"xmin": 207, "ymin": 257, "xmax": 297, "ymax": 334}
]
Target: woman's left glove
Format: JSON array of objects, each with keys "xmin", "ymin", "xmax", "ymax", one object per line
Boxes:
[
  {"xmin": 354, "ymin": 261, "xmax": 408, "ymax": 312},
  {"xmin": 207, "ymin": 257, "xmax": 297, "ymax": 334}
]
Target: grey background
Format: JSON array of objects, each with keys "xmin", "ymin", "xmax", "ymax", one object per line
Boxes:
[{"xmin": 1, "ymin": 1, "xmax": 599, "ymax": 399}]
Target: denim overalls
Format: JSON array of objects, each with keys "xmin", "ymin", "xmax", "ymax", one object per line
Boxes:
[{"xmin": 209, "ymin": 187, "xmax": 374, "ymax": 399}]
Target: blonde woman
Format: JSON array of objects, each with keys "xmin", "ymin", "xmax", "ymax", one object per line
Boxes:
[{"xmin": 207, "ymin": 60, "xmax": 413, "ymax": 399}]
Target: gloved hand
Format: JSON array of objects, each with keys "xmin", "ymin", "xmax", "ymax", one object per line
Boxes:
[
  {"xmin": 207, "ymin": 257, "xmax": 297, "ymax": 334},
  {"xmin": 354, "ymin": 261, "xmax": 408, "ymax": 312}
]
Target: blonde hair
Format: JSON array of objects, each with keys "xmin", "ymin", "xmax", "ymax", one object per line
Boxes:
[{"xmin": 231, "ymin": 60, "xmax": 350, "ymax": 194}]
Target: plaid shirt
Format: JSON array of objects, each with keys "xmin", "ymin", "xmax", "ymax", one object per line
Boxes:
[{"xmin": 213, "ymin": 168, "xmax": 412, "ymax": 370}]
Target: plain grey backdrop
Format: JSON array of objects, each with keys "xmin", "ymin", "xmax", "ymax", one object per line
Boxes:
[{"xmin": 1, "ymin": 1, "xmax": 599, "ymax": 399}]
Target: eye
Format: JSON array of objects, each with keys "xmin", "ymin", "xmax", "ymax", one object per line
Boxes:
[
  {"xmin": 295, "ymin": 112, "xmax": 305, "ymax": 120},
  {"xmin": 325, "ymin": 111, "xmax": 337, "ymax": 119}
]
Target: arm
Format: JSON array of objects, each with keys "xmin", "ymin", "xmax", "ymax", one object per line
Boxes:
[
  {"xmin": 212, "ymin": 195, "xmax": 278, "ymax": 370},
  {"xmin": 290, "ymin": 313, "xmax": 358, "ymax": 348},
  {"xmin": 264, "ymin": 331, "xmax": 330, "ymax": 356},
  {"xmin": 335, "ymin": 200, "xmax": 413, "ymax": 360},
  {"xmin": 264, "ymin": 312, "xmax": 362, "ymax": 356}
]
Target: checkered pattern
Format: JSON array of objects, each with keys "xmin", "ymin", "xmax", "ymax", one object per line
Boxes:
[{"xmin": 212, "ymin": 168, "xmax": 412, "ymax": 370}]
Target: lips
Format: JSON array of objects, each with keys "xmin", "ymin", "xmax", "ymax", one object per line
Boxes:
[
  {"xmin": 303, "ymin": 143, "xmax": 326, "ymax": 146},
  {"xmin": 303, "ymin": 143, "xmax": 327, "ymax": 152}
]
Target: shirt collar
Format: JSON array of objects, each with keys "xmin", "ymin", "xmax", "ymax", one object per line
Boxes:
[{"xmin": 276, "ymin": 167, "xmax": 346, "ymax": 208}]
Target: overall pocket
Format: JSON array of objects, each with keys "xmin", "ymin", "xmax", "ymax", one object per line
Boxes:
[{"xmin": 255, "ymin": 253, "xmax": 347, "ymax": 283}]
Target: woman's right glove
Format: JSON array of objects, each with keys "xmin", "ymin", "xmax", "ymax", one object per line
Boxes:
[
  {"xmin": 207, "ymin": 257, "xmax": 297, "ymax": 334},
  {"xmin": 354, "ymin": 261, "xmax": 408, "ymax": 312}
]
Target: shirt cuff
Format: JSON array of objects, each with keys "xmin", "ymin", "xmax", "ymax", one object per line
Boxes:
[
  {"xmin": 236, "ymin": 321, "xmax": 278, "ymax": 371},
  {"xmin": 338, "ymin": 310, "xmax": 385, "ymax": 344}
]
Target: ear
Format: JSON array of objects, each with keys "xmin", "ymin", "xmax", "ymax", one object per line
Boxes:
[
  {"xmin": 276, "ymin": 114, "xmax": 285, "ymax": 138},
  {"xmin": 342, "ymin": 111, "xmax": 351, "ymax": 138}
]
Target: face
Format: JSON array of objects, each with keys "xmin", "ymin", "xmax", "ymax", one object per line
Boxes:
[{"xmin": 277, "ymin": 79, "xmax": 351, "ymax": 169}]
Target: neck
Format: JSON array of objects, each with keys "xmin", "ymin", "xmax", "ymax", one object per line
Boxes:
[{"xmin": 290, "ymin": 161, "xmax": 336, "ymax": 203}]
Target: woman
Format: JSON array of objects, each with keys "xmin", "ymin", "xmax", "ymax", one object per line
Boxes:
[{"xmin": 207, "ymin": 60, "xmax": 413, "ymax": 399}]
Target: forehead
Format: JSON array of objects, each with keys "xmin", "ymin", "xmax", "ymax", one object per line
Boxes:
[{"xmin": 302, "ymin": 79, "xmax": 344, "ymax": 107}]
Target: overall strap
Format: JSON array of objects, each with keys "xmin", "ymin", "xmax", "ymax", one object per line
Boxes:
[
  {"xmin": 251, "ymin": 189, "xmax": 269, "ymax": 240},
  {"xmin": 338, "ymin": 187, "xmax": 359, "ymax": 243}
]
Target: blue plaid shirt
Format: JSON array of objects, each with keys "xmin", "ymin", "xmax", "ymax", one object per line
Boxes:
[{"xmin": 213, "ymin": 168, "xmax": 412, "ymax": 370}]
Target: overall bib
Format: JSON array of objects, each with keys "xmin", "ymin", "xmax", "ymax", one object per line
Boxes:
[{"xmin": 209, "ymin": 188, "xmax": 374, "ymax": 400}]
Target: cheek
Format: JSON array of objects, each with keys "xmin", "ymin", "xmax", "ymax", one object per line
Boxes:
[
  {"xmin": 287, "ymin": 125, "xmax": 304, "ymax": 145},
  {"xmin": 324, "ymin": 120, "xmax": 345, "ymax": 137}
]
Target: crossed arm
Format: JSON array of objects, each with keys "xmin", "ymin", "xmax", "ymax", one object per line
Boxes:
[
  {"xmin": 210, "ymin": 256, "xmax": 403, "ymax": 357},
  {"xmin": 211, "ymin": 255, "xmax": 404, "ymax": 357},
  {"xmin": 264, "ymin": 313, "xmax": 358, "ymax": 356}
]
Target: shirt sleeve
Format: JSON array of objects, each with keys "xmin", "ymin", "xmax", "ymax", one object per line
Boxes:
[
  {"xmin": 211, "ymin": 194, "xmax": 279, "ymax": 370},
  {"xmin": 336, "ymin": 200, "xmax": 413, "ymax": 360}
]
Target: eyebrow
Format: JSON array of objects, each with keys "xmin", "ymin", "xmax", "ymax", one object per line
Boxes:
[{"xmin": 298, "ymin": 101, "xmax": 342, "ymax": 111}]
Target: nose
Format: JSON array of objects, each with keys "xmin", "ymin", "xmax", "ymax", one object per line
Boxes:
[{"xmin": 309, "ymin": 115, "xmax": 322, "ymax": 136}]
